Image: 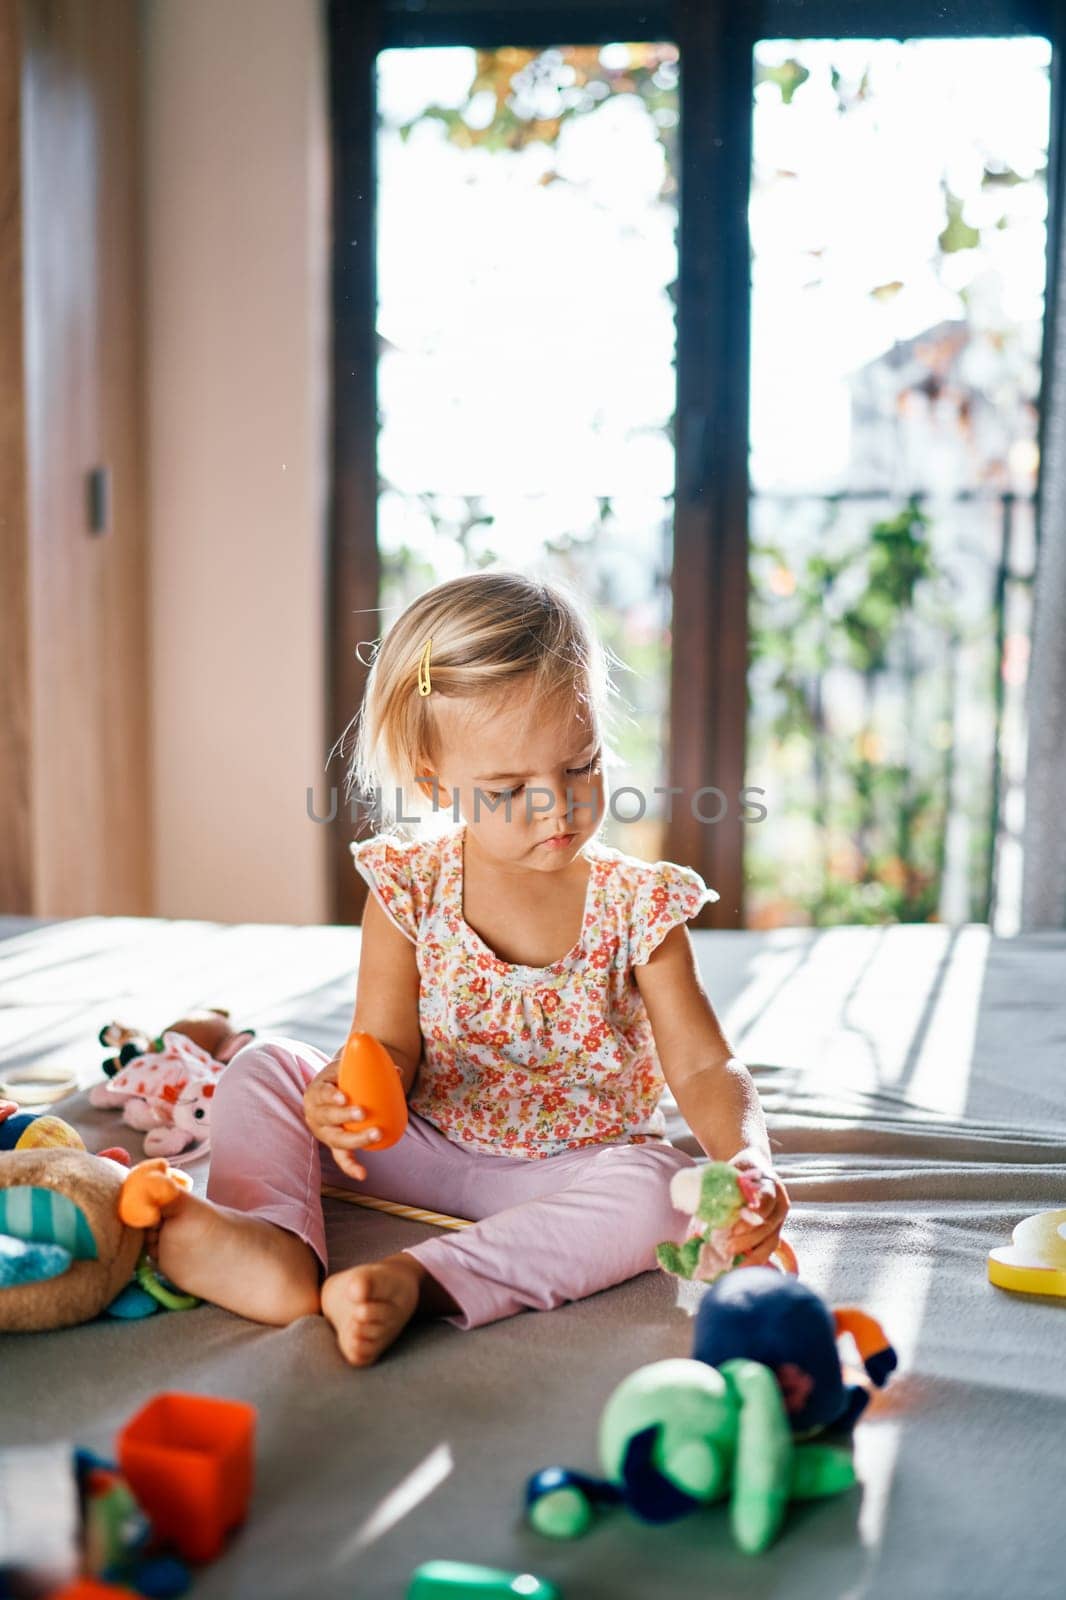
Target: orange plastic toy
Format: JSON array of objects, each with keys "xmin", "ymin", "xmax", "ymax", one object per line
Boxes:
[
  {"xmin": 337, "ymin": 1030, "xmax": 409, "ymax": 1150},
  {"xmin": 118, "ymin": 1392, "xmax": 256, "ymax": 1563},
  {"xmin": 118, "ymin": 1157, "xmax": 193, "ymax": 1228}
]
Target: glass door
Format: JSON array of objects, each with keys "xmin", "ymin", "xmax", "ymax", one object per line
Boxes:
[
  {"xmin": 374, "ymin": 42, "xmax": 680, "ymax": 859},
  {"xmin": 745, "ymin": 35, "xmax": 1051, "ymax": 929}
]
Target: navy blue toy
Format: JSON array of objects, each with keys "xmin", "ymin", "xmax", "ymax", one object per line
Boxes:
[
  {"xmin": 525, "ymin": 1354, "xmax": 859, "ymax": 1555},
  {"xmin": 525, "ymin": 1273, "xmax": 896, "ymax": 1556},
  {"xmin": 691, "ymin": 1266, "xmax": 897, "ymax": 1437}
]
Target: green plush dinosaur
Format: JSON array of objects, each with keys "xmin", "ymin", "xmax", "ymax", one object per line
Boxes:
[{"xmin": 526, "ymin": 1356, "xmax": 856, "ymax": 1555}]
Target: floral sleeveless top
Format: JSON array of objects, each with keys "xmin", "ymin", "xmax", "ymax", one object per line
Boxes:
[{"xmin": 349, "ymin": 824, "xmax": 719, "ymax": 1160}]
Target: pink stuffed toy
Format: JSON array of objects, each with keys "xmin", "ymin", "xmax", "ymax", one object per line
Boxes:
[{"xmin": 89, "ymin": 1029, "xmax": 244, "ymax": 1166}]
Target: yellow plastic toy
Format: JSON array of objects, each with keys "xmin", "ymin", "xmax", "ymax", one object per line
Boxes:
[{"xmin": 987, "ymin": 1208, "xmax": 1066, "ymax": 1297}]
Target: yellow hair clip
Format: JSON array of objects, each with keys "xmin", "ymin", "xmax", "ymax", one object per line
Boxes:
[{"xmin": 417, "ymin": 636, "xmax": 433, "ymax": 697}]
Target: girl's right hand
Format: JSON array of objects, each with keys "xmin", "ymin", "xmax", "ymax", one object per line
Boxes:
[{"xmin": 303, "ymin": 1052, "xmax": 383, "ymax": 1182}]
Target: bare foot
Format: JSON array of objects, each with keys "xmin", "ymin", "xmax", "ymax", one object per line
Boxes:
[
  {"xmin": 321, "ymin": 1254, "xmax": 429, "ymax": 1367},
  {"xmin": 154, "ymin": 1190, "xmax": 321, "ymax": 1326}
]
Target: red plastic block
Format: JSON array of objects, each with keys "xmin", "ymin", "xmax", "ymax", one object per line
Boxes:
[
  {"xmin": 50, "ymin": 1582, "xmax": 131, "ymax": 1598},
  {"xmin": 117, "ymin": 1391, "xmax": 256, "ymax": 1563}
]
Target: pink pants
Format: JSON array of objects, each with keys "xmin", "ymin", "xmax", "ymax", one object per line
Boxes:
[{"xmin": 205, "ymin": 1036, "xmax": 697, "ymax": 1330}]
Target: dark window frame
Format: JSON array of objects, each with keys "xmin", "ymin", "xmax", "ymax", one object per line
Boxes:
[{"xmin": 327, "ymin": 0, "xmax": 1060, "ymax": 927}]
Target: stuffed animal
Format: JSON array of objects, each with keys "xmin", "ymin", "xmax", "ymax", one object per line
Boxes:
[
  {"xmin": 99, "ymin": 1022, "xmax": 155, "ymax": 1078},
  {"xmin": 98, "ymin": 1008, "xmax": 254, "ymax": 1079},
  {"xmin": 91, "ymin": 1008, "xmax": 256, "ymax": 1166},
  {"xmin": 656, "ymin": 1161, "xmax": 798, "ymax": 1282},
  {"xmin": 690, "ymin": 1266, "xmax": 897, "ymax": 1437},
  {"xmin": 92, "ymin": 1032, "xmax": 221, "ymax": 1163},
  {"xmin": 525, "ymin": 1265, "xmax": 897, "ymax": 1555},
  {"xmin": 525, "ymin": 1356, "xmax": 857, "ymax": 1555},
  {"xmin": 0, "ymin": 1147, "xmax": 195, "ymax": 1332}
]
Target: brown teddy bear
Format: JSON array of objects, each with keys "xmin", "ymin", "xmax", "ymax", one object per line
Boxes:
[{"xmin": 0, "ymin": 1148, "xmax": 191, "ymax": 1332}]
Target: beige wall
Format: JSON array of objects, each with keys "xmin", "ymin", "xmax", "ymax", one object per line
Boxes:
[{"xmin": 141, "ymin": 0, "xmax": 330, "ymax": 923}]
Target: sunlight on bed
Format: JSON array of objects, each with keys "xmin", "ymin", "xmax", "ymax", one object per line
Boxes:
[
  {"xmin": 852, "ymin": 1251, "xmax": 935, "ymax": 1551},
  {"xmin": 332, "ymin": 1441, "xmax": 454, "ymax": 1562},
  {"xmin": 717, "ymin": 925, "xmax": 990, "ymax": 1121},
  {"xmin": 896, "ymin": 927, "xmax": 989, "ymax": 1117}
]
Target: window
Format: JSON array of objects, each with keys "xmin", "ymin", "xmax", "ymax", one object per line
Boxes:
[
  {"xmin": 328, "ymin": 3, "xmax": 1058, "ymax": 931},
  {"xmin": 375, "ymin": 42, "xmax": 679, "ymax": 861},
  {"xmin": 746, "ymin": 36, "xmax": 1050, "ymax": 929}
]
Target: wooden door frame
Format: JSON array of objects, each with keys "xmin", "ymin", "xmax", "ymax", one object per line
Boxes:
[
  {"xmin": 327, "ymin": 0, "xmax": 381, "ymax": 927},
  {"xmin": 0, "ymin": 0, "xmax": 33, "ymax": 914}
]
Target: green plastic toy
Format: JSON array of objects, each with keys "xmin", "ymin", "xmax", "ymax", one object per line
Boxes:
[
  {"xmin": 407, "ymin": 1561, "xmax": 561, "ymax": 1599},
  {"xmin": 526, "ymin": 1357, "xmax": 856, "ymax": 1555}
]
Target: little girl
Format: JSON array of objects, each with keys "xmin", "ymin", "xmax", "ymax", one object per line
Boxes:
[{"xmin": 148, "ymin": 571, "xmax": 789, "ymax": 1365}]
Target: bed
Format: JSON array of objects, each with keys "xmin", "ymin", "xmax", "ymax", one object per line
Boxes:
[{"xmin": 3, "ymin": 913, "xmax": 1065, "ymax": 1599}]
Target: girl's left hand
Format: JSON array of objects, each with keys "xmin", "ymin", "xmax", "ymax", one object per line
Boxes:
[{"xmin": 726, "ymin": 1147, "xmax": 790, "ymax": 1266}]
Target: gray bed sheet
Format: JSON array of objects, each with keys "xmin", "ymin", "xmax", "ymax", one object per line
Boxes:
[{"xmin": 2, "ymin": 914, "xmax": 1065, "ymax": 1599}]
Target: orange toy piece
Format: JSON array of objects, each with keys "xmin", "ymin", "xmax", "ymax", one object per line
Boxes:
[
  {"xmin": 337, "ymin": 1030, "xmax": 409, "ymax": 1150},
  {"xmin": 118, "ymin": 1157, "xmax": 193, "ymax": 1228},
  {"xmin": 118, "ymin": 1392, "xmax": 256, "ymax": 1563}
]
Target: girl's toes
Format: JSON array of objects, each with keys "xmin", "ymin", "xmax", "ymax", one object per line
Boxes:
[
  {"xmin": 360, "ymin": 1264, "xmax": 392, "ymax": 1299},
  {"xmin": 339, "ymin": 1319, "xmax": 374, "ymax": 1364},
  {"xmin": 345, "ymin": 1272, "xmax": 371, "ymax": 1306},
  {"xmin": 351, "ymin": 1329, "xmax": 384, "ymax": 1367}
]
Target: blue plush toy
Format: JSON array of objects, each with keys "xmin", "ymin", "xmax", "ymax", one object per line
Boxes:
[
  {"xmin": 691, "ymin": 1266, "xmax": 897, "ymax": 1437},
  {"xmin": 525, "ymin": 1271, "xmax": 898, "ymax": 1556}
]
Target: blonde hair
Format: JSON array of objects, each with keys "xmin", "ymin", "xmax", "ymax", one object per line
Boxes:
[{"xmin": 342, "ymin": 570, "xmax": 628, "ymax": 833}]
